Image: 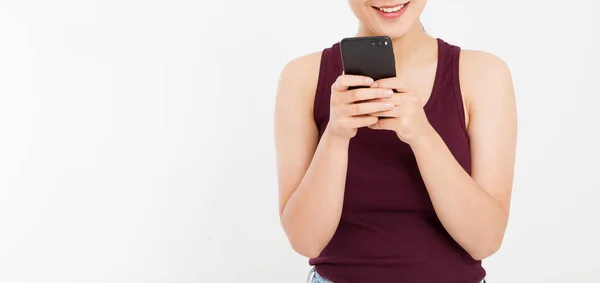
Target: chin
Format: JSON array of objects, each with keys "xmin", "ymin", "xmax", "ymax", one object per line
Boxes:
[{"xmin": 370, "ymin": 24, "xmax": 413, "ymax": 39}]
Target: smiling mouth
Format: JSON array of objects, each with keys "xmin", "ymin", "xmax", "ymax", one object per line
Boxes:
[{"xmin": 372, "ymin": 2, "xmax": 410, "ymax": 13}]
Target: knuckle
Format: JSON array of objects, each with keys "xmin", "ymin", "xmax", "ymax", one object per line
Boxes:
[
  {"xmin": 333, "ymin": 77, "xmax": 344, "ymax": 89},
  {"xmin": 351, "ymin": 90, "xmax": 361, "ymax": 101},
  {"xmin": 381, "ymin": 102, "xmax": 392, "ymax": 110},
  {"xmin": 355, "ymin": 104, "xmax": 365, "ymax": 114},
  {"xmin": 341, "ymin": 75, "xmax": 350, "ymax": 84},
  {"xmin": 371, "ymin": 89, "xmax": 382, "ymax": 98},
  {"xmin": 366, "ymin": 89, "xmax": 377, "ymax": 99},
  {"xmin": 330, "ymin": 94, "xmax": 341, "ymax": 105},
  {"xmin": 339, "ymin": 118, "xmax": 351, "ymax": 128},
  {"xmin": 330, "ymin": 105, "xmax": 339, "ymax": 115},
  {"xmin": 337, "ymin": 105, "xmax": 349, "ymax": 116},
  {"xmin": 331, "ymin": 79, "xmax": 341, "ymax": 91}
]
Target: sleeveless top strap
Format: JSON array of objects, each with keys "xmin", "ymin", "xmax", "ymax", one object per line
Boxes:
[
  {"xmin": 448, "ymin": 43, "xmax": 469, "ymax": 138},
  {"xmin": 314, "ymin": 43, "xmax": 341, "ymax": 135}
]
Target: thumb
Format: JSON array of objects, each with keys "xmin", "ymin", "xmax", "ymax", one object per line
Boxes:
[{"xmin": 368, "ymin": 117, "xmax": 390, "ymax": 130}]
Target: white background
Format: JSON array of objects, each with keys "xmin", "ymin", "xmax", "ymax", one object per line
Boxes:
[{"xmin": 0, "ymin": 0, "xmax": 599, "ymax": 282}]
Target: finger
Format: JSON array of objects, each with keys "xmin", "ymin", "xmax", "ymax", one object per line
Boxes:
[
  {"xmin": 368, "ymin": 117, "xmax": 393, "ymax": 130},
  {"xmin": 366, "ymin": 96, "xmax": 401, "ymax": 117},
  {"xmin": 368, "ymin": 107, "xmax": 400, "ymax": 118},
  {"xmin": 371, "ymin": 77, "xmax": 410, "ymax": 92},
  {"xmin": 333, "ymin": 75, "xmax": 375, "ymax": 91},
  {"xmin": 345, "ymin": 115, "xmax": 379, "ymax": 128},
  {"xmin": 342, "ymin": 88, "xmax": 394, "ymax": 103},
  {"xmin": 343, "ymin": 100, "xmax": 395, "ymax": 116},
  {"xmin": 364, "ymin": 94, "xmax": 404, "ymax": 104}
]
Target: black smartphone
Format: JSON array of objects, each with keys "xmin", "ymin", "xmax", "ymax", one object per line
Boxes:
[{"xmin": 339, "ymin": 36, "xmax": 396, "ymax": 90}]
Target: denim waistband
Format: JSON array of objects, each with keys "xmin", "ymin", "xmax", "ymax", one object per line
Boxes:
[{"xmin": 307, "ymin": 267, "xmax": 332, "ymax": 283}]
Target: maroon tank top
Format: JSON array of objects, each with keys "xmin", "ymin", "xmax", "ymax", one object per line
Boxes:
[{"xmin": 308, "ymin": 38, "xmax": 486, "ymax": 283}]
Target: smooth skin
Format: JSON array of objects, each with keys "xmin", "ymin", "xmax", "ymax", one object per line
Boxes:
[{"xmin": 274, "ymin": 0, "xmax": 517, "ymax": 260}]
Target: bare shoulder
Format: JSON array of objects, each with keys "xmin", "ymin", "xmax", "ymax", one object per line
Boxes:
[
  {"xmin": 276, "ymin": 51, "xmax": 323, "ymax": 107},
  {"xmin": 458, "ymin": 49, "xmax": 514, "ymax": 113},
  {"xmin": 459, "ymin": 50, "xmax": 511, "ymax": 81},
  {"xmin": 279, "ymin": 51, "xmax": 323, "ymax": 78}
]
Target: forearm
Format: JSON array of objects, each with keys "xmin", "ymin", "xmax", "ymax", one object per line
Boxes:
[
  {"xmin": 410, "ymin": 128, "xmax": 508, "ymax": 260},
  {"xmin": 281, "ymin": 129, "xmax": 349, "ymax": 257}
]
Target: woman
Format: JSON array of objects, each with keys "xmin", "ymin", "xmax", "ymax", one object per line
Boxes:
[{"xmin": 274, "ymin": 0, "xmax": 517, "ymax": 282}]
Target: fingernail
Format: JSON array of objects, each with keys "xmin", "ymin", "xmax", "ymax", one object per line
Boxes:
[
  {"xmin": 370, "ymin": 82, "xmax": 378, "ymax": 88},
  {"xmin": 366, "ymin": 77, "xmax": 374, "ymax": 84},
  {"xmin": 383, "ymin": 90, "xmax": 393, "ymax": 97},
  {"xmin": 384, "ymin": 102, "xmax": 394, "ymax": 108}
]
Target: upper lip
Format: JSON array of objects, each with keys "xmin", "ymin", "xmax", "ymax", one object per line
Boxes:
[{"xmin": 373, "ymin": 2, "xmax": 409, "ymax": 8}]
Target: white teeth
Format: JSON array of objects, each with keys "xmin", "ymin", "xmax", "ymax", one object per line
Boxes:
[{"xmin": 379, "ymin": 4, "xmax": 404, "ymax": 13}]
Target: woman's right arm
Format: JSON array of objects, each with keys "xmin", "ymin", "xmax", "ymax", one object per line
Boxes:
[
  {"xmin": 274, "ymin": 53, "xmax": 394, "ymax": 258},
  {"xmin": 274, "ymin": 52, "xmax": 349, "ymax": 258}
]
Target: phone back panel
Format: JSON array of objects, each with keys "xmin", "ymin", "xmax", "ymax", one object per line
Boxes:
[{"xmin": 340, "ymin": 36, "xmax": 396, "ymax": 83}]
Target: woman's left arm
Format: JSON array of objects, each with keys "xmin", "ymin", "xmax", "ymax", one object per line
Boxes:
[{"xmin": 410, "ymin": 50, "xmax": 517, "ymax": 260}]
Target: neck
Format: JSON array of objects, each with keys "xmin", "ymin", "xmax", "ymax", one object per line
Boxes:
[{"xmin": 355, "ymin": 21, "xmax": 435, "ymax": 64}]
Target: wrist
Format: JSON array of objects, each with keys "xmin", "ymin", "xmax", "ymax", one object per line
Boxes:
[
  {"xmin": 322, "ymin": 128, "xmax": 351, "ymax": 149},
  {"xmin": 409, "ymin": 125, "xmax": 439, "ymax": 151}
]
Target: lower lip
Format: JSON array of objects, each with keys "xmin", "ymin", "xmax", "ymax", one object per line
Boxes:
[{"xmin": 373, "ymin": 2, "xmax": 409, "ymax": 19}]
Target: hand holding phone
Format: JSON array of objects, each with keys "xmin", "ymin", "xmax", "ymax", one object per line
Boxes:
[
  {"xmin": 326, "ymin": 74, "xmax": 397, "ymax": 139},
  {"xmin": 335, "ymin": 36, "xmax": 397, "ymax": 124}
]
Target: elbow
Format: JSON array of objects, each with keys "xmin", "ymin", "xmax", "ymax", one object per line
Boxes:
[
  {"xmin": 468, "ymin": 236, "xmax": 503, "ymax": 261},
  {"xmin": 295, "ymin": 246, "xmax": 323, "ymax": 259},
  {"xmin": 469, "ymin": 245, "xmax": 500, "ymax": 261},
  {"xmin": 288, "ymin": 237, "xmax": 324, "ymax": 258},
  {"xmin": 283, "ymin": 223, "xmax": 324, "ymax": 258},
  {"xmin": 467, "ymin": 218, "xmax": 508, "ymax": 261},
  {"xmin": 280, "ymin": 211, "xmax": 326, "ymax": 258}
]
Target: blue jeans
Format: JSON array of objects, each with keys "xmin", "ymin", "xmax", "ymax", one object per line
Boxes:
[
  {"xmin": 307, "ymin": 267, "xmax": 486, "ymax": 283},
  {"xmin": 307, "ymin": 267, "xmax": 332, "ymax": 283}
]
